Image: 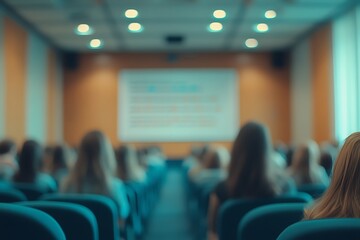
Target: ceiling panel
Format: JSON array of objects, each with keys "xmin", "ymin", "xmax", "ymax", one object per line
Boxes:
[{"xmin": 2, "ymin": 0, "xmax": 357, "ymax": 52}]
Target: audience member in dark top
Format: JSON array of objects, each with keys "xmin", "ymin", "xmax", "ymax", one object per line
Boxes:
[
  {"xmin": 48, "ymin": 145, "xmax": 70, "ymax": 185},
  {"xmin": 319, "ymin": 142, "xmax": 339, "ymax": 177},
  {"xmin": 304, "ymin": 132, "xmax": 360, "ymax": 219},
  {"xmin": 116, "ymin": 145, "xmax": 146, "ymax": 182},
  {"xmin": 61, "ymin": 130, "xmax": 130, "ymax": 219},
  {"xmin": 0, "ymin": 139, "xmax": 18, "ymax": 181},
  {"xmin": 207, "ymin": 122, "xmax": 294, "ymax": 240},
  {"xmin": 287, "ymin": 140, "xmax": 329, "ymax": 187},
  {"xmin": 13, "ymin": 140, "xmax": 57, "ymax": 191}
]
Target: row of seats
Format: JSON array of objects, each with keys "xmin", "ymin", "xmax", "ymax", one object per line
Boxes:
[
  {"xmin": 237, "ymin": 202, "xmax": 360, "ymax": 240},
  {"xmin": 0, "ymin": 164, "xmax": 166, "ymax": 240}
]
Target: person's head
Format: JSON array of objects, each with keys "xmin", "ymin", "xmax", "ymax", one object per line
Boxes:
[
  {"xmin": 116, "ymin": 144, "xmax": 143, "ymax": 181},
  {"xmin": 202, "ymin": 146, "xmax": 221, "ymax": 169},
  {"xmin": 227, "ymin": 121, "xmax": 278, "ymax": 198},
  {"xmin": 304, "ymin": 132, "xmax": 360, "ymax": 219},
  {"xmin": 291, "ymin": 141, "xmax": 320, "ymax": 170},
  {"xmin": 202, "ymin": 145, "xmax": 230, "ymax": 170},
  {"xmin": 0, "ymin": 139, "xmax": 17, "ymax": 156},
  {"xmin": 50, "ymin": 145, "xmax": 69, "ymax": 173},
  {"xmin": 13, "ymin": 140, "xmax": 43, "ymax": 183},
  {"xmin": 64, "ymin": 130, "xmax": 116, "ymax": 194},
  {"xmin": 116, "ymin": 145, "xmax": 132, "ymax": 180}
]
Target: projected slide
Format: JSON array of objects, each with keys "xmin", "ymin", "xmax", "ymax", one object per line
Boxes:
[{"xmin": 118, "ymin": 69, "xmax": 239, "ymax": 142}]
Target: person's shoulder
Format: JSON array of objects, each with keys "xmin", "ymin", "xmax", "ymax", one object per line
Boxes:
[
  {"xmin": 36, "ymin": 173, "xmax": 57, "ymax": 191},
  {"xmin": 110, "ymin": 177, "xmax": 126, "ymax": 190}
]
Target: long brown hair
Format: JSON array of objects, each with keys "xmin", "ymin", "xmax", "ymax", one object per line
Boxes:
[
  {"xmin": 304, "ymin": 132, "xmax": 360, "ymax": 219},
  {"xmin": 226, "ymin": 121, "xmax": 283, "ymax": 198},
  {"xmin": 289, "ymin": 140, "xmax": 322, "ymax": 185},
  {"xmin": 61, "ymin": 131, "xmax": 116, "ymax": 195}
]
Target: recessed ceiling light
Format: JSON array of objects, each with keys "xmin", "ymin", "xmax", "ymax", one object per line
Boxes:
[
  {"xmin": 213, "ymin": 10, "xmax": 226, "ymax": 19},
  {"xmin": 75, "ymin": 24, "xmax": 93, "ymax": 35},
  {"xmin": 245, "ymin": 38, "xmax": 258, "ymax": 48},
  {"xmin": 125, "ymin": 9, "xmax": 138, "ymax": 18},
  {"xmin": 128, "ymin": 23, "xmax": 143, "ymax": 32},
  {"xmin": 208, "ymin": 22, "xmax": 223, "ymax": 32},
  {"xmin": 265, "ymin": 10, "xmax": 277, "ymax": 19},
  {"xmin": 89, "ymin": 39, "xmax": 103, "ymax": 49},
  {"xmin": 255, "ymin": 23, "xmax": 269, "ymax": 32}
]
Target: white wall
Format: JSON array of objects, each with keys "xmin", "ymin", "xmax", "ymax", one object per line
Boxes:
[
  {"xmin": 25, "ymin": 33, "xmax": 48, "ymax": 143},
  {"xmin": 0, "ymin": 9, "xmax": 5, "ymax": 138},
  {"xmin": 290, "ymin": 39, "xmax": 313, "ymax": 145},
  {"xmin": 332, "ymin": 6, "xmax": 360, "ymax": 142}
]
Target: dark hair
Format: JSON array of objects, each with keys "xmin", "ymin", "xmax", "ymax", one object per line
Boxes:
[
  {"xmin": 50, "ymin": 145, "xmax": 68, "ymax": 173},
  {"xmin": 116, "ymin": 146, "xmax": 128, "ymax": 180},
  {"xmin": 13, "ymin": 140, "xmax": 43, "ymax": 183},
  {"xmin": 226, "ymin": 121, "xmax": 278, "ymax": 198},
  {"xmin": 203, "ymin": 147, "xmax": 221, "ymax": 169},
  {"xmin": 0, "ymin": 139, "xmax": 16, "ymax": 155}
]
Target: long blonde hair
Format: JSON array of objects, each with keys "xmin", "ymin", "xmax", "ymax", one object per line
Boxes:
[
  {"xmin": 62, "ymin": 131, "xmax": 116, "ymax": 195},
  {"xmin": 304, "ymin": 132, "xmax": 360, "ymax": 219}
]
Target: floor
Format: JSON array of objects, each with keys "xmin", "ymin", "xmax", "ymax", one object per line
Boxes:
[{"xmin": 143, "ymin": 167, "xmax": 194, "ymax": 240}]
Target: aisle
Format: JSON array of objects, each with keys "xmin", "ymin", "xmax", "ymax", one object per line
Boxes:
[{"xmin": 143, "ymin": 167, "xmax": 194, "ymax": 240}]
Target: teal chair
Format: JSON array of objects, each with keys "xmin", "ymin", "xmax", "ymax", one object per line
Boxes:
[
  {"xmin": 12, "ymin": 183, "xmax": 54, "ymax": 200},
  {"xmin": 238, "ymin": 203, "xmax": 307, "ymax": 240},
  {"xmin": 217, "ymin": 193, "xmax": 312, "ymax": 240},
  {"xmin": 297, "ymin": 184, "xmax": 327, "ymax": 199},
  {"xmin": 0, "ymin": 203, "xmax": 65, "ymax": 240},
  {"xmin": 277, "ymin": 218, "xmax": 360, "ymax": 240},
  {"xmin": 20, "ymin": 201, "xmax": 99, "ymax": 240},
  {"xmin": 0, "ymin": 188, "xmax": 27, "ymax": 202},
  {"xmin": 41, "ymin": 193, "xmax": 120, "ymax": 240}
]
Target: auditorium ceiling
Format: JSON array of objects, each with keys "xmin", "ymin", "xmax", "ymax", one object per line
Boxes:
[{"xmin": 2, "ymin": 0, "xmax": 358, "ymax": 52}]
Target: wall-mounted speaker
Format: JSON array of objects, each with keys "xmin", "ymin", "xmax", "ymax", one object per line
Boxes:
[
  {"xmin": 62, "ymin": 51, "xmax": 79, "ymax": 70},
  {"xmin": 271, "ymin": 50, "xmax": 288, "ymax": 69}
]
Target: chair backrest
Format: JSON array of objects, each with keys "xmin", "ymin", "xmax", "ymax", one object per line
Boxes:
[
  {"xmin": 12, "ymin": 183, "xmax": 52, "ymax": 201},
  {"xmin": 0, "ymin": 203, "xmax": 66, "ymax": 240},
  {"xmin": 41, "ymin": 193, "xmax": 120, "ymax": 240},
  {"xmin": 277, "ymin": 218, "xmax": 360, "ymax": 240},
  {"xmin": 0, "ymin": 188, "xmax": 27, "ymax": 202},
  {"xmin": 238, "ymin": 203, "xmax": 307, "ymax": 240},
  {"xmin": 20, "ymin": 201, "xmax": 99, "ymax": 240},
  {"xmin": 297, "ymin": 184, "xmax": 327, "ymax": 199},
  {"xmin": 217, "ymin": 193, "xmax": 312, "ymax": 240}
]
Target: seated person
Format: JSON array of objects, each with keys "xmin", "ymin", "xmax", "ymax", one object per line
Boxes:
[
  {"xmin": 0, "ymin": 139, "xmax": 18, "ymax": 181},
  {"xmin": 207, "ymin": 122, "xmax": 294, "ymax": 240},
  {"xmin": 116, "ymin": 145, "xmax": 147, "ymax": 182},
  {"xmin": 304, "ymin": 132, "xmax": 360, "ymax": 219},
  {"xmin": 48, "ymin": 145, "xmax": 71, "ymax": 186},
  {"xmin": 190, "ymin": 145, "xmax": 229, "ymax": 187},
  {"xmin": 13, "ymin": 140, "xmax": 57, "ymax": 192},
  {"xmin": 61, "ymin": 130, "xmax": 130, "ymax": 220},
  {"xmin": 287, "ymin": 140, "xmax": 329, "ymax": 187}
]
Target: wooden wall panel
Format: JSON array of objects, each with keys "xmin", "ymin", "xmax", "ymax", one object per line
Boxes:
[
  {"xmin": 4, "ymin": 17, "xmax": 27, "ymax": 146},
  {"xmin": 311, "ymin": 24, "xmax": 333, "ymax": 142},
  {"xmin": 46, "ymin": 49, "xmax": 57, "ymax": 144}
]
